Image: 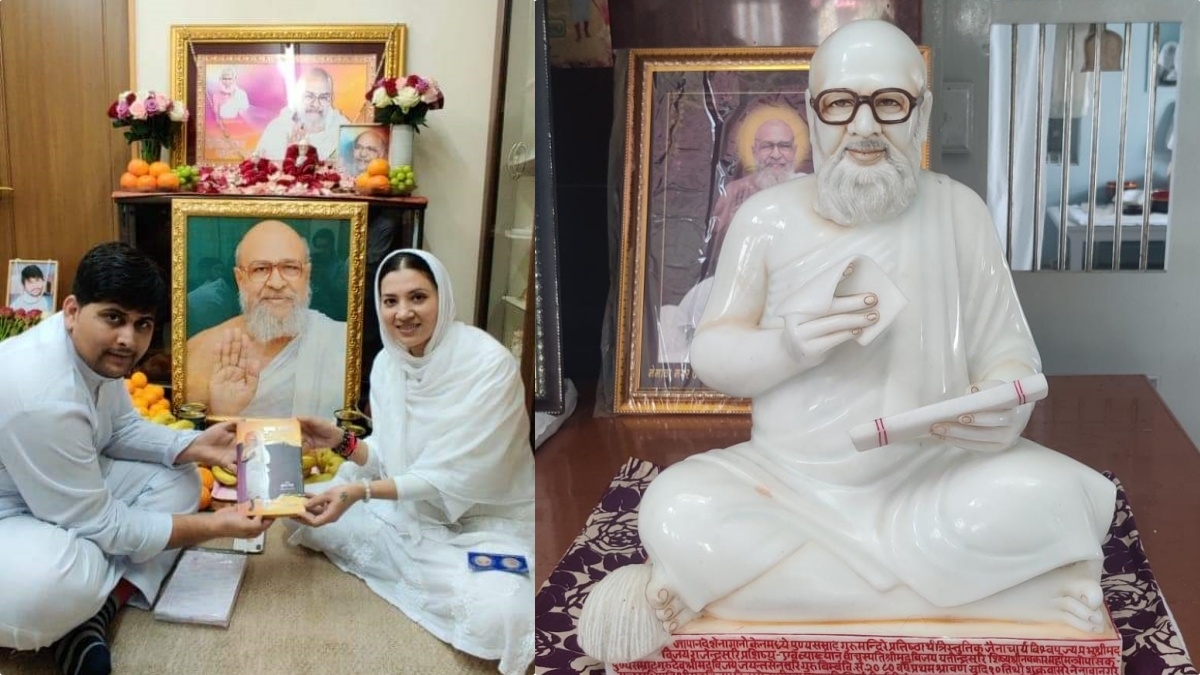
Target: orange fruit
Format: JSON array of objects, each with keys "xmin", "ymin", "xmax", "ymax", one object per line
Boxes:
[
  {"xmin": 367, "ymin": 175, "xmax": 391, "ymax": 193},
  {"xmin": 135, "ymin": 405, "xmax": 150, "ymax": 417},
  {"xmin": 366, "ymin": 158, "xmax": 390, "ymax": 177},
  {"xmin": 127, "ymin": 159, "xmax": 150, "ymax": 177},
  {"xmin": 130, "ymin": 371, "xmax": 148, "ymax": 388},
  {"xmin": 135, "ymin": 175, "xmax": 157, "ymax": 192},
  {"xmin": 197, "ymin": 466, "xmax": 214, "ymax": 491},
  {"xmin": 156, "ymin": 172, "xmax": 180, "ymax": 191},
  {"xmin": 199, "ymin": 483, "xmax": 212, "ymax": 510},
  {"xmin": 148, "ymin": 161, "xmax": 171, "ymax": 177},
  {"xmin": 119, "ymin": 172, "xmax": 138, "ymax": 190},
  {"xmin": 124, "ymin": 378, "xmax": 137, "ymax": 393},
  {"xmin": 355, "ymin": 172, "xmax": 372, "ymax": 190}
]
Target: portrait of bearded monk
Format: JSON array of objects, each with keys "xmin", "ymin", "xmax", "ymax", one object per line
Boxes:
[
  {"xmin": 655, "ymin": 107, "xmax": 809, "ymax": 364},
  {"xmin": 706, "ymin": 110, "xmax": 809, "ymax": 271},
  {"xmin": 580, "ymin": 19, "xmax": 1116, "ymax": 665},
  {"xmin": 186, "ymin": 220, "xmax": 349, "ymax": 418}
]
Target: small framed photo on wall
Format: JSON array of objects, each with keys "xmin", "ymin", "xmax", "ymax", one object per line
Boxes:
[{"xmin": 6, "ymin": 259, "xmax": 58, "ymax": 313}]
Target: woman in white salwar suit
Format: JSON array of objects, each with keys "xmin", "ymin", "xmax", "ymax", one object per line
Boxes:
[{"xmin": 286, "ymin": 249, "xmax": 535, "ymax": 674}]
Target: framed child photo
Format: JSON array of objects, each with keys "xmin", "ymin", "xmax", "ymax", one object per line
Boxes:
[{"xmin": 6, "ymin": 259, "xmax": 58, "ymax": 314}]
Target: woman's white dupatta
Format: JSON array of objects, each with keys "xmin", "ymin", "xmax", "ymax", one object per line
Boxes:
[{"xmin": 367, "ymin": 249, "xmax": 533, "ymax": 541}]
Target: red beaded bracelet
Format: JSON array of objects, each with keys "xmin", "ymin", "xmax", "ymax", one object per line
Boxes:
[{"xmin": 334, "ymin": 429, "xmax": 359, "ymax": 458}]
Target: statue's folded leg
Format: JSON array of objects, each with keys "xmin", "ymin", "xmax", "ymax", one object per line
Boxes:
[
  {"xmin": 638, "ymin": 456, "xmax": 810, "ymax": 613},
  {"xmin": 579, "ymin": 455, "xmax": 807, "ymax": 663}
]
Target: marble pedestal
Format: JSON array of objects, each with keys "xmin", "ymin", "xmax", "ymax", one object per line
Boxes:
[{"xmin": 610, "ymin": 617, "xmax": 1122, "ymax": 675}]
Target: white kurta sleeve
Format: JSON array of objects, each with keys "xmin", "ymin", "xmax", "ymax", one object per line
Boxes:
[
  {"xmin": 101, "ymin": 381, "xmax": 200, "ymax": 466},
  {"xmin": 0, "ymin": 403, "xmax": 173, "ymax": 563},
  {"xmin": 357, "ymin": 438, "xmax": 440, "ymax": 503},
  {"xmin": 393, "ymin": 473, "xmax": 438, "ymax": 502}
]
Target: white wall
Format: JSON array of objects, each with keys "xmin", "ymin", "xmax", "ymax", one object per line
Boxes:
[
  {"xmin": 928, "ymin": 0, "xmax": 1200, "ymax": 445},
  {"xmin": 132, "ymin": 0, "xmax": 505, "ymax": 321}
]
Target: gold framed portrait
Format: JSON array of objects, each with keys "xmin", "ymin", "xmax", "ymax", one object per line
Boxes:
[
  {"xmin": 170, "ymin": 199, "xmax": 368, "ymax": 418},
  {"xmin": 169, "ymin": 24, "xmax": 406, "ymax": 165}
]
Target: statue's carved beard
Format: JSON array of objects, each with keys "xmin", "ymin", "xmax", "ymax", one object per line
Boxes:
[
  {"xmin": 241, "ymin": 284, "xmax": 311, "ymax": 342},
  {"xmin": 815, "ymin": 137, "xmax": 918, "ymax": 226}
]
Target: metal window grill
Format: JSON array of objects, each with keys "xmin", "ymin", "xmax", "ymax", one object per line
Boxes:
[{"xmin": 994, "ymin": 22, "xmax": 1172, "ymax": 272}]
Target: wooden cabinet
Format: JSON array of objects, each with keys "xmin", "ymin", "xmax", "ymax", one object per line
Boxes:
[{"xmin": 0, "ymin": 0, "xmax": 130, "ymax": 295}]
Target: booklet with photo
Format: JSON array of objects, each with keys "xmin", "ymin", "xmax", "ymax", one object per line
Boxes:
[{"xmin": 235, "ymin": 418, "xmax": 307, "ymax": 517}]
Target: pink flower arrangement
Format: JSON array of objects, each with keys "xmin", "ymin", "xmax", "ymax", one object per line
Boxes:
[
  {"xmin": 107, "ymin": 90, "xmax": 189, "ymax": 161},
  {"xmin": 194, "ymin": 144, "xmax": 352, "ymax": 196},
  {"xmin": 0, "ymin": 307, "xmax": 43, "ymax": 341},
  {"xmin": 366, "ymin": 75, "xmax": 445, "ymax": 130}
]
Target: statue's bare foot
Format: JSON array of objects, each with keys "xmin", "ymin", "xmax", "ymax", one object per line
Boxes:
[
  {"xmin": 579, "ymin": 563, "xmax": 687, "ymax": 663},
  {"xmin": 1056, "ymin": 580, "xmax": 1105, "ymax": 634},
  {"xmin": 647, "ymin": 579, "xmax": 698, "ymax": 633}
]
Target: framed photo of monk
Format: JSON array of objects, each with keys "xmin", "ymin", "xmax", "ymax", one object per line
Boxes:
[
  {"xmin": 169, "ymin": 24, "xmax": 406, "ymax": 165},
  {"xmin": 613, "ymin": 47, "xmax": 930, "ymax": 414},
  {"xmin": 169, "ymin": 199, "xmax": 368, "ymax": 420},
  {"xmin": 338, "ymin": 124, "xmax": 391, "ymax": 176}
]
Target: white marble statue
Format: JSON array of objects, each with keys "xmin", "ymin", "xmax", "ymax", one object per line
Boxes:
[{"xmin": 579, "ymin": 19, "xmax": 1117, "ymax": 665}]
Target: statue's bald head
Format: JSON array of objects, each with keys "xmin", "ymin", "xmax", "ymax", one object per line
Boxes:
[
  {"xmin": 810, "ymin": 20, "xmax": 926, "ymax": 96},
  {"xmin": 807, "ymin": 20, "xmax": 929, "ymax": 173},
  {"xmin": 806, "ymin": 21, "xmax": 929, "ymax": 226}
]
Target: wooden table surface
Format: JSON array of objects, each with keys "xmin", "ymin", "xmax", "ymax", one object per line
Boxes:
[{"xmin": 535, "ymin": 375, "xmax": 1200, "ymax": 644}]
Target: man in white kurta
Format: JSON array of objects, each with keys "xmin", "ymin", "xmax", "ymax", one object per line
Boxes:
[
  {"xmin": 0, "ymin": 242, "xmax": 273, "ymax": 675},
  {"xmin": 580, "ymin": 20, "xmax": 1116, "ymax": 665},
  {"xmin": 186, "ymin": 220, "xmax": 348, "ymax": 418},
  {"xmin": 0, "ymin": 315, "xmax": 200, "ymax": 652}
]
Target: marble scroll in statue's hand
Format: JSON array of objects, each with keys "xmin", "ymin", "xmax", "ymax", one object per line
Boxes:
[{"xmin": 850, "ymin": 374, "xmax": 1047, "ymax": 452}]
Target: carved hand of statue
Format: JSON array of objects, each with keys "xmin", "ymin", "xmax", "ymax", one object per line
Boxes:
[
  {"xmin": 208, "ymin": 328, "xmax": 262, "ymax": 416},
  {"xmin": 930, "ymin": 379, "xmax": 1034, "ymax": 453},
  {"xmin": 781, "ymin": 292, "xmax": 880, "ymax": 370}
]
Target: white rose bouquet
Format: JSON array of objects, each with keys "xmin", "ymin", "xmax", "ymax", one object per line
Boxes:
[{"xmin": 366, "ymin": 75, "xmax": 445, "ymax": 131}]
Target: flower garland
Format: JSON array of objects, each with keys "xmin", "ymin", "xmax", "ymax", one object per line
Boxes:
[{"xmin": 194, "ymin": 144, "xmax": 352, "ymax": 196}]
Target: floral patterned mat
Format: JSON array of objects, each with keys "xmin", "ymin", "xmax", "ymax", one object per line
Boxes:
[{"xmin": 536, "ymin": 459, "xmax": 1196, "ymax": 675}]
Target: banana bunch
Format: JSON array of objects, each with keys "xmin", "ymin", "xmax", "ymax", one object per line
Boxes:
[
  {"xmin": 211, "ymin": 465, "xmax": 238, "ymax": 487},
  {"xmin": 303, "ymin": 449, "xmax": 345, "ymax": 484},
  {"xmin": 148, "ymin": 411, "xmax": 195, "ymax": 430}
]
